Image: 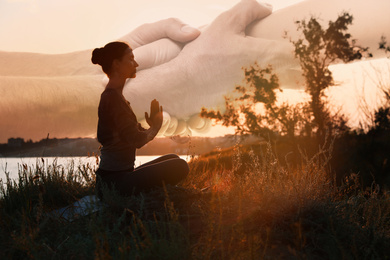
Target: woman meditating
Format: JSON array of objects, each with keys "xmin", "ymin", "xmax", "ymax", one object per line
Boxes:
[{"xmin": 92, "ymin": 41, "xmax": 189, "ymax": 199}]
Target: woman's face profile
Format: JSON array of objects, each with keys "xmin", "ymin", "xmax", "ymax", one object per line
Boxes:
[{"xmin": 117, "ymin": 48, "xmax": 139, "ymax": 78}]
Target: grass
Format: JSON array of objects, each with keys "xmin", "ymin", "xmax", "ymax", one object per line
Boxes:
[{"xmin": 1, "ymin": 143, "xmax": 390, "ymax": 259}]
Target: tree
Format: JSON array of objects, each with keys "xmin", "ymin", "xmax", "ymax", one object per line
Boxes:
[
  {"xmin": 202, "ymin": 12, "xmax": 369, "ymax": 144},
  {"xmin": 201, "ymin": 63, "xmax": 309, "ymax": 139},
  {"xmin": 290, "ymin": 12, "xmax": 370, "ymax": 142},
  {"xmin": 369, "ymin": 36, "xmax": 390, "ymax": 133},
  {"xmin": 379, "ymin": 35, "xmax": 390, "ymax": 58}
]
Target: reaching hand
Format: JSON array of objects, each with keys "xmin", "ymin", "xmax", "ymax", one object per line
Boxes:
[
  {"xmin": 3, "ymin": 0, "xmax": 388, "ymax": 142},
  {"xmin": 0, "ymin": 18, "xmax": 199, "ymax": 141},
  {"xmin": 120, "ymin": 18, "xmax": 200, "ymax": 70},
  {"xmin": 125, "ymin": 0, "xmax": 275, "ymax": 135},
  {"xmin": 131, "ymin": 0, "xmax": 390, "ymax": 137}
]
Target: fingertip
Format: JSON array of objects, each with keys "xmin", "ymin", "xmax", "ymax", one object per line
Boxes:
[
  {"xmin": 260, "ymin": 2, "xmax": 273, "ymax": 11},
  {"xmin": 181, "ymin": 25, "xmax": 201, "ymax": 35},
  {"xmin": 168, "ymin": 21, "xmax": 200, "ymax": 42}
]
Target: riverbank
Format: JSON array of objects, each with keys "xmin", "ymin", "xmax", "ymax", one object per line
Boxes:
[
  {"xmin": 0, "ymin": 135, "xmax": 250, "ymax": 158},
  {"xmin": 0, "ymin": 155, "xmax": 190, "ymax": 183},
  {"xmin": 1, "ymin": 144, "xmax": 389, "ymax": 259}
]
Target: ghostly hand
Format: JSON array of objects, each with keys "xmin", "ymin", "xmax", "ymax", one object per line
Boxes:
[
  {"xmin": 0, "ymin": 19, "xmax": 200, "ymax": 140},
  {"xmin": 126, "ymin": 0, "xmax": 390, "ymax": 138},
  {"xmin": 126, "ymin": 0, "xmax": 277, "ymax": 135},
  {"xmin": 120, "ymin": 18, "xmax": 200, "ymax": 70}
]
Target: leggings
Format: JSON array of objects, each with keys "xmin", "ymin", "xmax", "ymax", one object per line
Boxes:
[{"xmin": 95, "ymin": 154, "xmax": 189, "ymax": 198}]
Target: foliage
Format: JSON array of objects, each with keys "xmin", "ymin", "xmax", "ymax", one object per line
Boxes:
[
  {"xmin": 202, "ymin": 12, "xmax": 372, "ymax": 144},
  {"xmin": 290, "ymin": 12, "xmax": 370, "ymax": 141},
  {"xmin": 1, "ymin": 146, "xmax": 390, "ymax": 259},
  {"xmin": 367, "ymin": 36, "xmax": 390, "ymax": 134},
  {"xmin": 1, "ymin": 12, "xmax": 390, "ymax": 260},
  {"xmin": 201, "ymin": 63, "xmax": 311, "ymax": 139},
  {"xmin": 379, "ymin": 35, "xmax": 390, "ymax": 58}
]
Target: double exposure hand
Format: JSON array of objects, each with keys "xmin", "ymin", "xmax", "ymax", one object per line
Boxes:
[
  {"xmin": 125, "ymin": 0, "xmax": 275, "ymax": 120},
  {"xmin": 0, "ymin": 18, "xmax": 199, "ymax": 140},
  {"xmin": 120, "ymin": 18, "xmax": 200, "ymax": 70},
  {"xmin": 4, "ymin": 0, "xmax": 388, "ymax": 141}
]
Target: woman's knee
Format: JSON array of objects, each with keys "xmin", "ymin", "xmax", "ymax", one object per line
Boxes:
[
  {"xmin": 161, "ymin": 153, "xmax": 180, "ymax": 160},
  {"xmin": 176, "ymin": 158, "xmax": 189, "ymax": 177},
  {"xmin": 160, "ymin": 158, "xmax": 189, "ymax": 182}
]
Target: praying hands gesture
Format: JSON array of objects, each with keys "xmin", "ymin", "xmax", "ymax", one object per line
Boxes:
[
  {"xmin": 145, "ymin": 99, "xmax": 163, "ymax": 130},
  {"xmin": 125, "ymin": 0, "xmax": 274, "ymax": 136}
]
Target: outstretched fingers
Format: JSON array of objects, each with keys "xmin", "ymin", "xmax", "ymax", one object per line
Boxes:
[
  {"xmin": 120, "ymin": 18, "xmax": 200, "ymax": 49},
  {"xmin": 120, "ymin": 18, "xmax": 200, "ymax": 70},
  {"xmin": 132, "ymin": 39, "xmax": 181, "ymax": 70}
]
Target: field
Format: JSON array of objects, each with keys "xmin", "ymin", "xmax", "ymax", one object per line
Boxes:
[{"xmin": 1, "ymin": 142, "xmax": 390, "ymax": 259}]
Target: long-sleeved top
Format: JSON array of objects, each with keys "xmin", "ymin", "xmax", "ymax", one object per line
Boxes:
[{"xmin": 97, "ymin": 88, "xmax": 149, "ymax": 171}]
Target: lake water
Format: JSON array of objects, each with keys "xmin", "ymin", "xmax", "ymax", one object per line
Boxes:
[{"xmin": 0, "ymin": 155, "xmax": 190, "ymax": 183}]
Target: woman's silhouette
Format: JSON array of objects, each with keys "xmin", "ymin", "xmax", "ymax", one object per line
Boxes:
[{"xmin": 92, "ymin": 41, "xmax": 189, "ymax": 198}]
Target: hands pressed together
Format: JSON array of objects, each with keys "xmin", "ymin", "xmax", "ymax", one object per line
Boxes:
[
  {"xmin": 119, "ymin": 18, "xmax": 201, "ymax": 71},
  {"xmin": 124, "ymin": 0, "xmax": 276, "ymax": 136},
  {"xmin": 125, "ymin": 0, "xmax": 390, "ymax": 137},
  {"xmin": 145, "ymin": 99, "xmax": 163, "ymax": 131}
]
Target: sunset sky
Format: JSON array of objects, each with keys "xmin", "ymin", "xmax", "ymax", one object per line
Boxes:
[
  {"xmin": 0, "ymin": 0, "xmax": 389, "ymax": 142},
  {"xmin": 0, "ymin": 0, "xmax": 302, "ymax": 54},
  {"xmin": 0, "ymin": 0, "xmax": 302, "ymax": 141}
]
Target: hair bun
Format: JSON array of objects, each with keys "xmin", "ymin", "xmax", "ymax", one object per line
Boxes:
[
  {"xmin": 91, "ymin": 41, "xmax": 130, "ymax": 74},
  {"xmin": 91, "ymin": 47, "xmax": 105, "ymax": 65}
]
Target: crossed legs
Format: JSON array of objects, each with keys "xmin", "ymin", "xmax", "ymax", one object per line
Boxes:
[{"xmin": 96, "ymin": 154, "xmax": 189, "ymax": 198}]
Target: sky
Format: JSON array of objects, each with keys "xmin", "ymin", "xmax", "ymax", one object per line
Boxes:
[
  {"xmin": 0, "ymin": 0, "xmax": 389, "ymax": 142},
  {"xmin": 0, "ymin": 0, "xmax": 302, "ymax": 54},
  {"xmin": 0, "ymin": 0, "xmax": 303, "ymax": 141}
]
